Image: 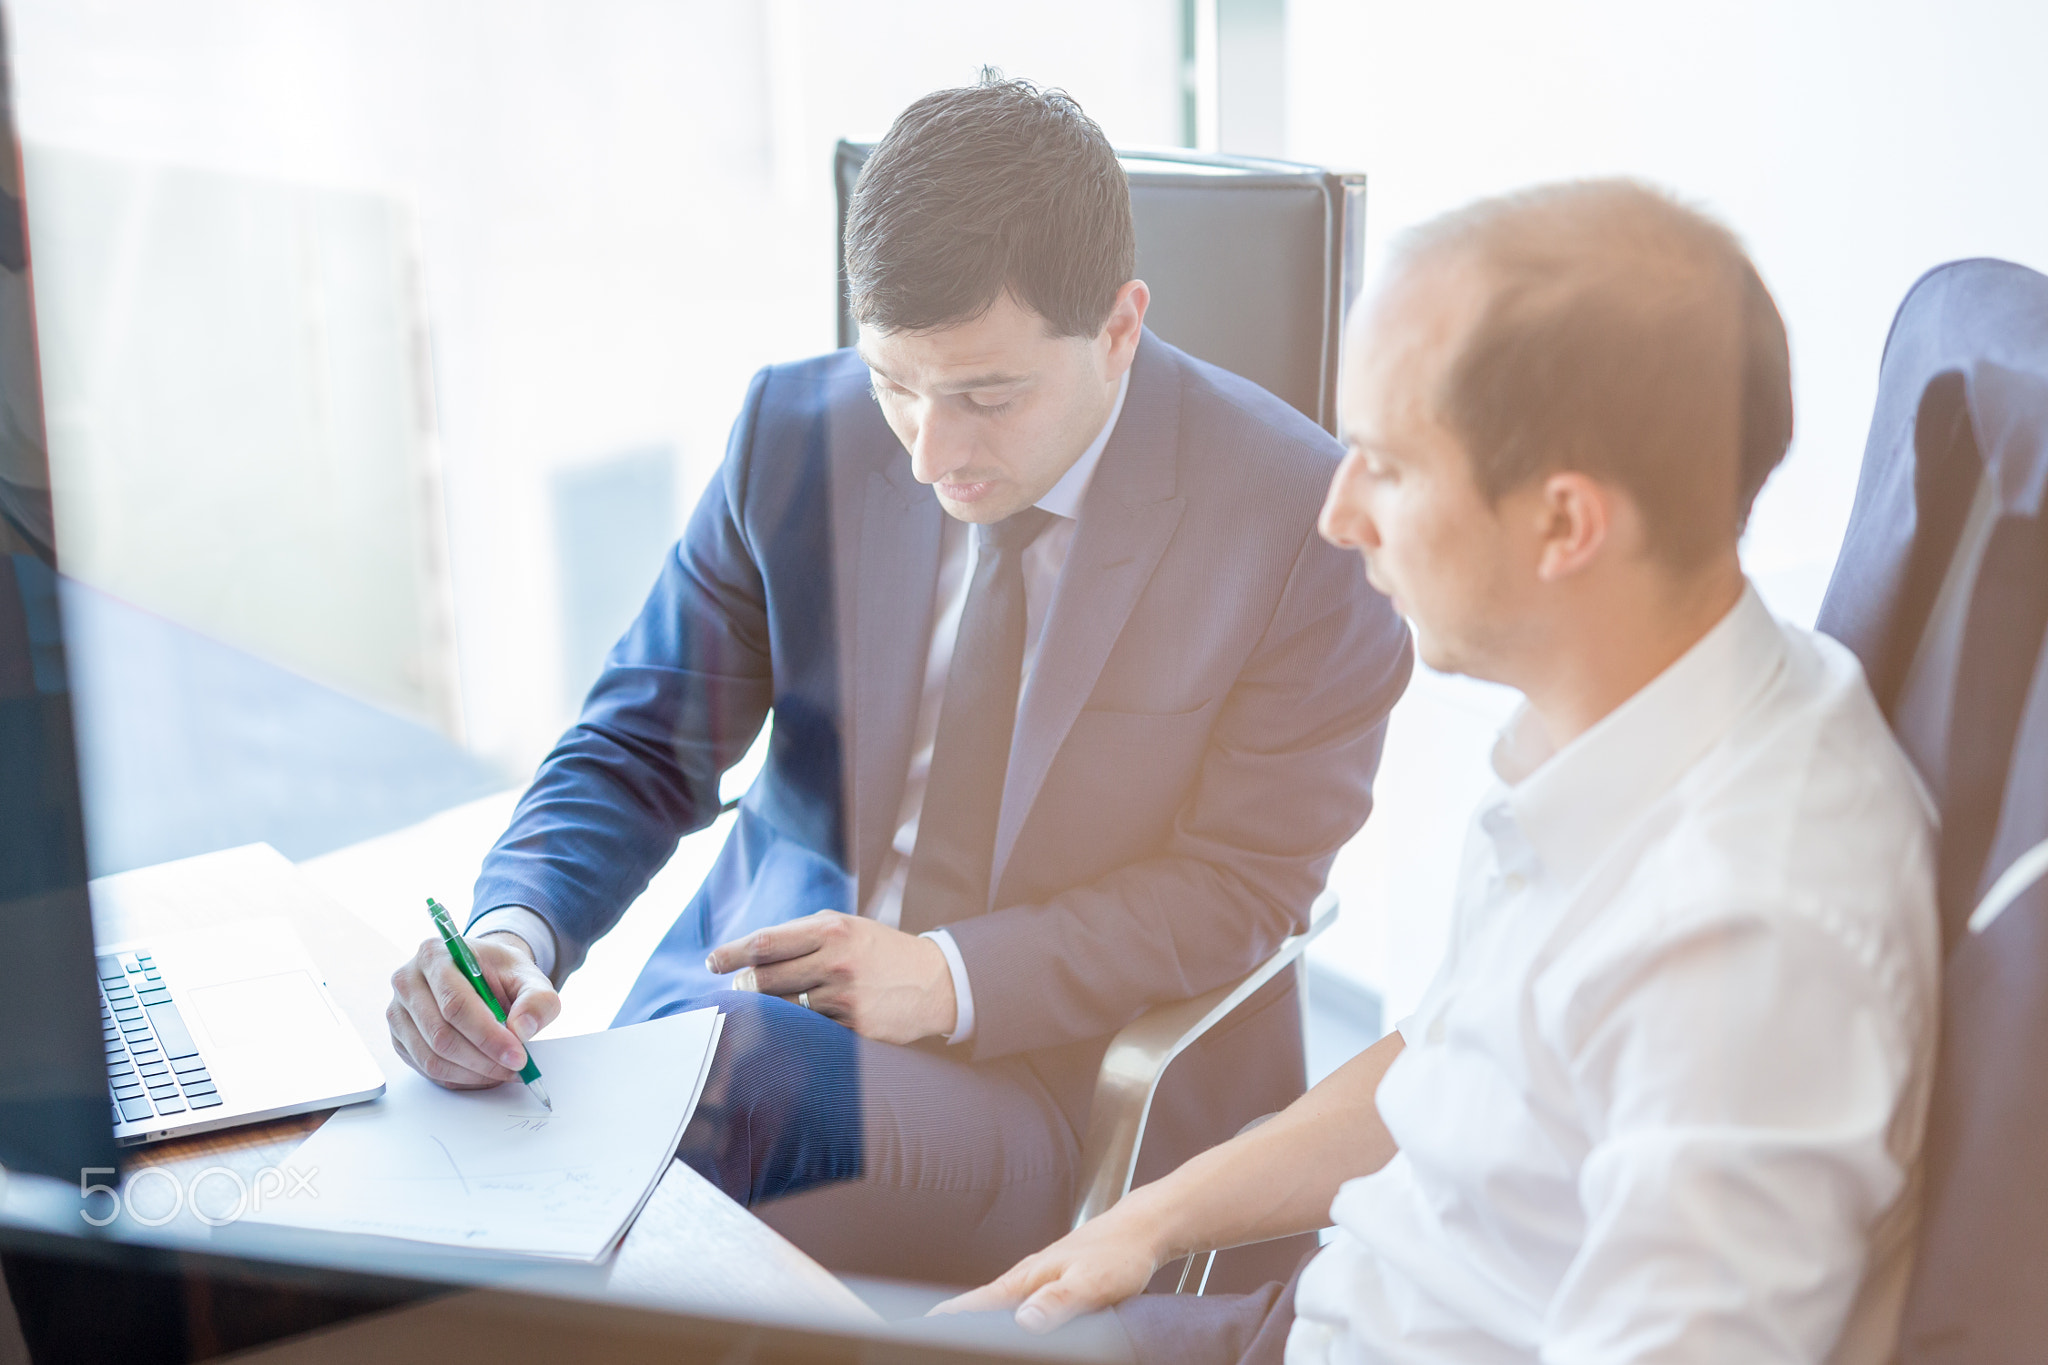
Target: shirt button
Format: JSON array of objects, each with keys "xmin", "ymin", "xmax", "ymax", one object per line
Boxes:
[
  {"xmin": 1502, "ymin": 872, "xmax": 1528, "ymax": 895},
  {"xmin": 1426, "ymin": 1017, "xmax": 1447, "ymax": 1045}
]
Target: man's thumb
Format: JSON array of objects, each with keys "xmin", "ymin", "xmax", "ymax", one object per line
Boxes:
[
  {"xmin": 506, "ymin": 965, "xmax": 558, "ymax": 1040},
  {"xmin": 1017, "ymin": 1282, "xmax": 1076, "ymax": 1334}
]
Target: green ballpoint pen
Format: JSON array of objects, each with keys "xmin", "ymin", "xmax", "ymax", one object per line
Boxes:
[{"xmin": 426, "ymin": 897, "xmax": 552, "ymax": 1111}]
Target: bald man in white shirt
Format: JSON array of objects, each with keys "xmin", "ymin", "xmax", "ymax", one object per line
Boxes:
[{"xmin": 940, "ymin": 180, "xmax": 1940, "ymax": 1365}]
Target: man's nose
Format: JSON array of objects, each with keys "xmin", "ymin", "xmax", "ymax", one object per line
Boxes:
[
  {"xmin": 908, "ymin": 404, "xmax": 973, "ymax": 484},
  {"xmin": 1318, "ymin": 452, "xmax": 1379, "ymax": 550}
]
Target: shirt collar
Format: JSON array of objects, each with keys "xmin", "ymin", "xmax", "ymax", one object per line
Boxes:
[
  {"xmin": 1491, "ymin": 582, "xmax": 1788, "ymax": 885},
  {"xmin": 1035, "ymin": 368, "xmax": 1130, "ymax": 520}
]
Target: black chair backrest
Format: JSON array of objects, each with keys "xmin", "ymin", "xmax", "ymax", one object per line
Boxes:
[
  {"xmin": 1815, "ymin": 257, "xmax": 2048, "ymax": 1364},
  {"xmin": 833, "ymin": 142, "xmax": 1364, "ymax": 436}
]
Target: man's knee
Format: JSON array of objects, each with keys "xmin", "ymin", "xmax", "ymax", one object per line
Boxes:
[{"xmin": 674, "ymin": 992, "xmax": 865, "ymax": 1203}]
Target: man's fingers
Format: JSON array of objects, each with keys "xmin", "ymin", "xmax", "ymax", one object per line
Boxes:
[
  {"xmin": 934, "ymin": 1259, "xmax": 1101, "ymax": 1332},
  {"xmin": 727, "ymin": 964, "xmax": 851, "ymax": 1026},
  {"xmin": 930, "ymin": 1257, "xmax": 1055, "ymax": 1318},
  {"xmin": 389, "ymin": 955, "xmax": 514, "ymax": 1081},
  {"xmin": 400, "ymin": 982, "xmax": 516, "ymax": 1081},
  {"xmin": 748, "ymin": 955, "xmax": 829, "ymax": 1000},
  {"xmin": 505, "ymin": 995, "xmax": 556, "ymax": 1042},
  {"xmin": 473, "ymin": 932, "xmax": 559, "ymax": 1042},
  {"xmin": 706, "ymin": 928, "xmax": 784, "ymax": 974},
  {"xmin": 930, "ymin": 1280, "xmax": 1027, "ymax": 1316},
  {"xmin": 492, "ymin": 957, "xmax": 562, "ymax": 1042},
  {"xmin": 1016, "ymin": 1277, "xmax": 1089, "ymax": 1334},
  {"xmin": 706, "ymin": 912, "xmax": 835, "ymax": 973},
  {"xmin": 386, "ymin": 995, "xmax": 510, "ymax": 1088},
  {"xmin": 936, "ymin": 1241, "xmax": 1146, "ymax": 1335},
  {"xmin": 415, "ymin": 943, "xmax": 527, "ymax": 1071}
]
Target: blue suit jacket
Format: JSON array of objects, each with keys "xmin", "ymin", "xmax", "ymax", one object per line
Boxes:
[{"xmin": 473, "ymin": 330, "xmax": 1411, "ymax": 1150}]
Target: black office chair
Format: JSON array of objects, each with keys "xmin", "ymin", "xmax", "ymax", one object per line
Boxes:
[
  {"xmin": 1813, "ymin": 257, "xmax": 2048, "ymax": 1364},
  {"xmin": 834, "ymin": 142, "xmax": 1365, "ymax": 437},
  {"xmin": 834, "ymin": 144, "xmax": 1365, "ymax": 1285}
]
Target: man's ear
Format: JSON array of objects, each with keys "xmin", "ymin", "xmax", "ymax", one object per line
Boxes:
[
  {"xmin": 1100, "ymin": 280, "xmax": 1150, "ymax": 374},
  {"xmin": 1532, "ymin": 471, "xmax": 1614, "ymax": 582}
]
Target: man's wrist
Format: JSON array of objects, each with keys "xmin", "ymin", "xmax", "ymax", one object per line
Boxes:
[
  {"xmin": 476, "ymin": 929, "xmax": 537, "ymax": 965},
  {"xmin": 1104, "ymin": 1180, "xmax": 1186, "ymax": 1268},
  {"xmin": 467, "ymin": 905, "xmax": 559, "ymax": 980}
]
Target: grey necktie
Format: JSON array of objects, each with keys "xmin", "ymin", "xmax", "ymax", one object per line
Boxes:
[{"xmin": 898, "ymin": 506, "xmax": 1056, "ymax": 936}]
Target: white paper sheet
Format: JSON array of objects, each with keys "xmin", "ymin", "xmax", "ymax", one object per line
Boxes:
[
  {"xmin": 248, "ymin": 1008, "xmax": 723, "ymax": 1262},
  {"xmin": 605, "ymin": 1159, "xmax": 884, "ymax": 1326}
]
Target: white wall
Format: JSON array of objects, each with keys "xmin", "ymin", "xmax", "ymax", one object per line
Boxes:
[{"xmin": 1289, "ymin": 0, "xmax": 2048, "ymax": 1019}]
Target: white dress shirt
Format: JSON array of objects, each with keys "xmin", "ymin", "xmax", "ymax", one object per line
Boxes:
[
  {"xmin": 475, "ymin": 371, "xmax": 1130, "ymax": 1047},
  {"xmin": 1289, "ymin": 586, "xmax": 1940, "ymax": 1365}
]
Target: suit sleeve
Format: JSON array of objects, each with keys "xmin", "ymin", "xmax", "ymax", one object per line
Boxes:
[
  {"xmin": 467, "ymin": 369, "xmax": 777, "ymax": 982},
  {"xmin": 945, "ymin": 527, "xmax": 1412, "ymax": 1061}
]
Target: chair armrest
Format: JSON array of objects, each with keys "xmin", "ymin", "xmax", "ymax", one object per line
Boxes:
[{"xmin": 1069, "ymin": 890, "xmax": 1339, "ymax": 1230}]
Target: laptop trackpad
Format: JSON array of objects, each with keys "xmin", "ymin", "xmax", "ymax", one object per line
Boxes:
[{"xmin": 186, "ymin": 970, "xmax": 352, "ymax": 1077}]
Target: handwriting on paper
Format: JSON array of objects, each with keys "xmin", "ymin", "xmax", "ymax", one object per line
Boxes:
[{"xmin": 503, "ymin": 1115, "xmax": 552, "ymax": 1133}]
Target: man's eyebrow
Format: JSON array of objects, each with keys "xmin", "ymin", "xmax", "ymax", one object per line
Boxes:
[
  {"xmin": 944, "ymin": 371, "xmax": 1030, "ymax": 391},
  {"xmin": 1343, "ymin": 433, "xmax": 1407, "ymax": 462},
  {"xmin": 856, "ymin": 355, "xmax": 1030, "ymax": 394}
]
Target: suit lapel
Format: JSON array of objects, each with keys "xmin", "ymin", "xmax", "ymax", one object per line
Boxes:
[
  {"xmin": 841, "ymin": 433, "xmax": 944, "ymax": 904},
  {"xmin": 990, "ymin": 334, "xmax": 1186, "ymax": 900}
]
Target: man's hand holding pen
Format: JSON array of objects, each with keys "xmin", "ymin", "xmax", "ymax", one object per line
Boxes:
[{"xmin": 388, "ymin": 929, "xmax": 560, "ymax": 1092}]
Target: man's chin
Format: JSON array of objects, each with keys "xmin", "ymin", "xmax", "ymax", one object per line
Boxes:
[{"xmin": 1409, "ymin": 626, "xmax": 1461, "ymax": 677}]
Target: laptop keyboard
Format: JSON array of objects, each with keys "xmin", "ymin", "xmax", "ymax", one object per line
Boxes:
[{"xmin": 97, "ymin": 951, "xmax": 224, "ymax": 1126}]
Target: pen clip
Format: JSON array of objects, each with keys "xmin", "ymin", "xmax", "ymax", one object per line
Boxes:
[{"xmin": 428, "ymin": 899, "xmax": 484, "ymax": 978}]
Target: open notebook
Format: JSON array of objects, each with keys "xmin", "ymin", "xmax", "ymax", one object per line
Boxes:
[{"xmin": 248, "ymin": 1007, "xmax": 722, "ymax": 1262}]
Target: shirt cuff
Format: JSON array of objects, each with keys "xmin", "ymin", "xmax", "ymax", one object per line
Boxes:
[
  {"xmin": 468, "ymin": 905, "xmax": 559, "ymax": 981},
  {"xmin": 921, "ymin": 928, "xmax": 975, "ymax": 1045}
]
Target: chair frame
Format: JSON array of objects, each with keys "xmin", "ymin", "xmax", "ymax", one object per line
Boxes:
[{"xmin": 1069, "ymin": 890, "xmax": 1339, "ymax": 1231}]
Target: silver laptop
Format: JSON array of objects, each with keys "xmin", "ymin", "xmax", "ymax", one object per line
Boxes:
[{"xmin": 96, "ymin": 917, "xmax": 386, "ymax": 1145}]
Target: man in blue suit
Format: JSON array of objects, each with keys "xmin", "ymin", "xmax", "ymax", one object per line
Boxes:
[{"xmin": 386, "ymin": 74, "xmax": 1411, "ymax": 1286}]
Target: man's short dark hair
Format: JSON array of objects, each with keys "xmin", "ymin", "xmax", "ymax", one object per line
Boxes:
[
  {"xmin": 845, "ymin": 71, "xmax": 1135, "ymax": 339},
  {"xmin": 1394, "ymin": 180, "xmax": 1793, "ymax": 568}
]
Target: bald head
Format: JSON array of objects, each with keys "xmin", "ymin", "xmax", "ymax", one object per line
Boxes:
[{"xmin": 1383, "ymin": 180, "xmax": 1791, "ymax": 568}]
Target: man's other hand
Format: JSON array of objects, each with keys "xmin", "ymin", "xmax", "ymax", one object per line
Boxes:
[
  {"xmin": 387, "ymin": 931, "xmax": 561, "ymax": 1088},
  {"xmin": 930, "ymin": 1203, "xmax": 1165, "ymax": 1333},
  {"xmin": 707, "ymin": 911, "xmax": 957, "ymax": 1045}
]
